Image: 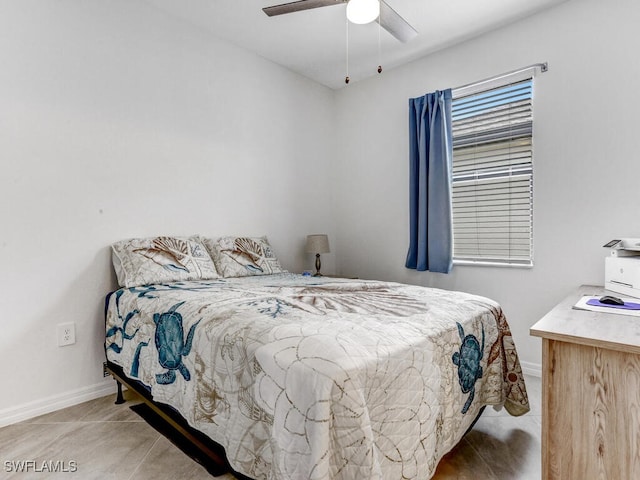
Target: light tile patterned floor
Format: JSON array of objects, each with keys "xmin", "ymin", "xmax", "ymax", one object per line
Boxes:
[{"xmin": 0, "ymin": 376, "xmax": 541, "ymax": 479}]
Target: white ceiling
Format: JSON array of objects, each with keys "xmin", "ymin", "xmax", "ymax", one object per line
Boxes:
[{"xmin": 143, "ymin": 0, "xmax": 568, "ymax": 89}]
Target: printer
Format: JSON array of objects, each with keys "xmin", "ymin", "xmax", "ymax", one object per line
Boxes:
[{"xmin": 604, "ymin": 238, "xmax": 640, "ymax": 298}]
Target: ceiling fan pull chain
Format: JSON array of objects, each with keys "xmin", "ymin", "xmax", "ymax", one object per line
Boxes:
[
  {"xmin": 345, "ymin": 15, "xmax": 350, "ymax": 84},
  {"xmin": 377, "ymin": 13, "xmax": 382, "ymax": 74}
]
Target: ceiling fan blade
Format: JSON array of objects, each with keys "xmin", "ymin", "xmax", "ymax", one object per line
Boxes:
[
  {"xmin": 379, "ymin": 0, "xmax": 417, "ymax": 43},
  {"xmin": 263, "ymin": 0, "xmax": 346, "ymax": 17}
]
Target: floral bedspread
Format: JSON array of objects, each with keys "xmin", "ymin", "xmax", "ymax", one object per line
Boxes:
[{"xmin": 105, "ymin": 274, "xmax": 529, "ymax": 480}]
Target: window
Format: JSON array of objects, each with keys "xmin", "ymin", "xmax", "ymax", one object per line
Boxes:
[{"xmin": 451, "ymin": 71, "xmax": 535, "ymax": 266}]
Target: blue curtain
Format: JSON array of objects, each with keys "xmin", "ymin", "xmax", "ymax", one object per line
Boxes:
[{"xmin": 405, "ymin": 89, "xmax": 453, "ymax": 273}]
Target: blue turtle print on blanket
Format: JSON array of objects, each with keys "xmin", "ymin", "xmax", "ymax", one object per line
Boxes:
[
  {"xmin": 154, "ymin": 301, "xmax": 201, "ymax": 385},
  {"xmin": 106, "ymin": 284, "xmax": 216, "ymax": 380},
  {"xmin": 452, "ymin": 322, "xmax": 485, "ymax": 414}
]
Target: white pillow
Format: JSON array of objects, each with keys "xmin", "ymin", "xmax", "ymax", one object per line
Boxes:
[
  {"xmin": 112, "ymin": 236, "xmax": 220, "ymax": 287},
  {"xmin": 203, "ymin": 236, "xmax": 286, "ymax": 278}
]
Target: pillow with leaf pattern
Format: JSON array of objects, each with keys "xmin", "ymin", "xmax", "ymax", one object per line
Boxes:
[
  {"xmin": 112, "ymin": 236, "xmax": 220, "ymax": 287},
  {"xmin": 203, "ymin": 236, "xmax": 286, "ymax": 278}
]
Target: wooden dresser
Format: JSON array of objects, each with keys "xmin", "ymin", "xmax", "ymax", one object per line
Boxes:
[{"xmin": 530, "ymin": 285, "xmax": 640, "ymax": 479}]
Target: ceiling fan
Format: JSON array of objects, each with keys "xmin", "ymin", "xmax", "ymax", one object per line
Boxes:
[{"xmin": 262, "ymin": 0, "xmax": 418, "ymax": 43}]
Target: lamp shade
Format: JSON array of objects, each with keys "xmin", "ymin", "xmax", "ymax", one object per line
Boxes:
[
  {"xmin": 346, "ymin": 0, "xmax": 380, "ymax": 25},
  {"xmin": 305, "ymin": 234, "xmax": 330, "ymax": 254}
]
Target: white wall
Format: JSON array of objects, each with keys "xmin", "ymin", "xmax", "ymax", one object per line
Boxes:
[
  {"xmin": 0, "ymin": 0, "xmax": 336, "ymax": 423},
  {"xmin": 332, "ymin": 0, "xmax": 640, "ymax": 373}
]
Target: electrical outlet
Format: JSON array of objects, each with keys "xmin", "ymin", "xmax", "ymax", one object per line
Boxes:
[
  {"xmin": 57, "ymin": 322, "xmax": 76, "ymax": 347},
  {"xmin": 103, "ymin": 362, "xmax": 111, "ymax": 377}
]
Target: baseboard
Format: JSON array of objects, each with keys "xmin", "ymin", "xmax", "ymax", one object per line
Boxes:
[
  {"xmin": 520, "ymin": 360, "xmax": 542, "ymax": 378},
  {"xmin": 0, "ymin": 380, "xmax": 117, "ymax": 428}
]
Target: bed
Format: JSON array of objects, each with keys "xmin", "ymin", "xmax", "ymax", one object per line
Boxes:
[{"xmin": 104, "ymin": 235, "xmax": 529, "ymax": 480}]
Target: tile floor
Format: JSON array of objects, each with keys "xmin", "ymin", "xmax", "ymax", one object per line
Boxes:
[{"xmin": 0, "ymin": 375, "xmax": 541, "ymax": 479}]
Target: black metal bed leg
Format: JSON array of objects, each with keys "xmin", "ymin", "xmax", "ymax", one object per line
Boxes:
[{"xmin": 115, "ymin": 380, "xmax": 125, "ymax": 405}]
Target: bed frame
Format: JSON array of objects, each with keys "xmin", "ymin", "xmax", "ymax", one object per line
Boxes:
[{"xmin": 105, "ymin": 360, "xmax": 238, "ymax": 478}]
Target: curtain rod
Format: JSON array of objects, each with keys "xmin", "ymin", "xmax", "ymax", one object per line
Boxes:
[{"xmin": 453, "ymin": 62, "xmax": 548, "ymax": 93}]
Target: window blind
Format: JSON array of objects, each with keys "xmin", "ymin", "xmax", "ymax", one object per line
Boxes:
[{"xmin": 451, "ymin": 79, "xmax": 533, "ymax": 265}]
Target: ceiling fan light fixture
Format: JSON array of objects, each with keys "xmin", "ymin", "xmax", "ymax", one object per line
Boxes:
[{"xmin": 346, "ymin": 0, "xmax": 380, "ymax": 25}]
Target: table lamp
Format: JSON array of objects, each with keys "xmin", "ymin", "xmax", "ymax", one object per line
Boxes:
[{"xmin": 305, "ymin": 234, "xmax": 330, "ymax": 277}]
